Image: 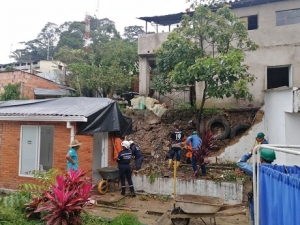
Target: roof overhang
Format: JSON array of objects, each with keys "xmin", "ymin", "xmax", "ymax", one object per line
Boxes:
[{"xmin": 0, "ymin": 116, "xmax": 87, "ymax": 122}]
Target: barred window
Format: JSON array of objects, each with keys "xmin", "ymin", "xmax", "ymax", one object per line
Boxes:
[{"xmin": 276, "ymin": 9, "xmax": 300, "ymax": 26}]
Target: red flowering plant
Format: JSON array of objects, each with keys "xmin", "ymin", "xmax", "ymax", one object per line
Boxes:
[
  {"xmin": 194, "ymin": 129, "xmax": 217, "ymax": 171},
  {"xmin": 33, "ymin": 169, "xmax": 94, "ymax": 225}
]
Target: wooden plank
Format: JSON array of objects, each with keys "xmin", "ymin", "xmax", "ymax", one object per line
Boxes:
[{"xmin": 156, "ymin": 211, "xmax": 171, "ymax": 225}]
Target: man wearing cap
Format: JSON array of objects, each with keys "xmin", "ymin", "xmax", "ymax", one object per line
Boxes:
[
  {"xmin": 185, "ymin": 131, "xmax": 204, "ymax": 177},
  {"xmin": 237, "ymin": 148, "xmax": 276, "ymax": 225},
  {"xmin": 256, "ymin": 132, "xmax": 268, "ymax": 144},
  {"xmin": 66, "ymin": 139, "xmax": 82, "ymax": 171}
]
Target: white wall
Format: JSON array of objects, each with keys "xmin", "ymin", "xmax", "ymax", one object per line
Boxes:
[
  {"xmin": 264, "ymin": 88, "xmax": 293, "ymax": 144},
  {"xmin": 213, "ymin": 114, "xmax": 265, "ymax": 163},
  {"xmin": 132, "ymin": 175, "xmax": 243, "ymax": 204}
]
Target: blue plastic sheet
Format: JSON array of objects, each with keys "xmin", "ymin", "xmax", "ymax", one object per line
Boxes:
[{"xmin": 259, "ymin": 164, "xmax": 300, "ymax": 225}]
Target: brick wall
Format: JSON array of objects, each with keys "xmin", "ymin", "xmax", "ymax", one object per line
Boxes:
[
  {"xmin": 133, "ymin": 74, "xmax": 139, "ymax": 93},
  {"xmin": 0, "ymin": 70, "xmax": 61, "ymax": 99},
  {"xmin": 0, "ymin": 121, "xmax": 97, "ymax": 189}
]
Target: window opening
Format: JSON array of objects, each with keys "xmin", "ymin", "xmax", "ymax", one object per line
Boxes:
[{"xmin": 267, "ymin": 66, "xmax": 290, "ymax": 89}]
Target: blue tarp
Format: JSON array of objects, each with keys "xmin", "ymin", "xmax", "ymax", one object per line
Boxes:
[{"xmin": 259, "ymin": 164, "xmax": 300, "ymax": 225}]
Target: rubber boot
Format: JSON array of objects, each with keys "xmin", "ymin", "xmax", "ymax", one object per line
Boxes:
[
  {"xmin": 167, "ymin": 159, "xmax": 173, "ymax": 169},
  {"xmin": 176, "ymin": 161, "xmax": 180, "ymax": 169},
  {"xmin": 121, "ymin": 187, "xmax": 126, "ymax": 196},
  {"xmin": 129, "ymin": 186, "xmax": 136, "ymax": 197}
]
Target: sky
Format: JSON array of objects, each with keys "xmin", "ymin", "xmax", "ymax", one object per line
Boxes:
[{"xmin": 0, "ymin": 0, "xmax": 191, "ymax": 64}]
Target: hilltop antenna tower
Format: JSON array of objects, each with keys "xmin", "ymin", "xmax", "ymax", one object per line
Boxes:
[{"xmin": 84, "ymin": 13, "xmax": 91, "ymax": 51}]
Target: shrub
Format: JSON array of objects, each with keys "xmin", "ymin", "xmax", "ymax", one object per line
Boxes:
[
  {"xmin": 195, "ymin": 129, "xmax": 217, "ymax": 167},
  {"xmin": 0, "ymin": 205, "xmax": 43, "ymax": 225},
  {"xmin": 110, "ymin": 213, "xmax": 142, "ymax": 225},
  {"xmin": 34, "ymin": 169, "xmax": 94, "ymax": 225},
  {"xmin": 80, "ymin": 213, "xmax": 109, "ymax": 225}
]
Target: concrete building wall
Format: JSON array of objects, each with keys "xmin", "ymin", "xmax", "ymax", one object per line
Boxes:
[
  {"xmin": 138, "ymin": 0, "xmax": 300, "ymax": 107},
  {"xmin": 264, "ymin": 88, "xmax": 300, "ymax": 166},
  {"xmin": 133, "ymin": 175, "xmax": 243, "ymax": 204},
  {"xmin": 0, "ymin": 70, "xmax": 61, "ymax": 99}
]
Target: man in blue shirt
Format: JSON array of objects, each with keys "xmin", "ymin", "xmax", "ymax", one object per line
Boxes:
[
  {"xmin": 185, "ymin": 131, "xmax": 203, "ymax": 177},
  {"xmin": 237, "ymin": 147, "xmax": 276, "ymax": 225},
  {"xmin": 66, "ymin": 139, "xmax": 82, "ymax": 171}
]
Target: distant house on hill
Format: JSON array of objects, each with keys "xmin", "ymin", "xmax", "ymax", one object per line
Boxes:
[{"xmin": 0, "ymin": 70, "xmax": 71, "ymax": 99}]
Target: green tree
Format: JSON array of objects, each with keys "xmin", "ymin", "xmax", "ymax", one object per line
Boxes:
[
  {"xmin": 11, "ymin": 22, "xmax": 59, "ymax": 62},
  {"xmin": 123, "ymin": 25, "xmax": 145, "ymax": 42},
  {"xmin": 56, "ymin": 21, "xmax": 85, "ymax": 50},
  {"xmin": 1, "ymin": 83, "xmax": 21, "ymax": 101},
  {"xmin": 154, "ymin": 1, "xmax": 258, "ymax": 132},
  {"xmin": 67, "ymin": 39, "xmax": 138, "ymax": 98}
]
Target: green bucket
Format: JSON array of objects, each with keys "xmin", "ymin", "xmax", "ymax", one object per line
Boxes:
[{"xmin": 139, "ymin": 102, "xmax": 145, "ymax": 109}]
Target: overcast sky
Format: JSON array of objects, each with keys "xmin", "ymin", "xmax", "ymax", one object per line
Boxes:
[{"xmin": 0, "ymin": 0, "xmax": 190, "ymax": 64}]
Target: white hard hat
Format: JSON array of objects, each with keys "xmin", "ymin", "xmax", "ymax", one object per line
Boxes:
[
  {"xmin": 128, "ymin": 140, "xmax": 134, "ymax": 145},
  {"xmin": 121, "ymin": 140, "xmax": 130, "ymax": 149}
]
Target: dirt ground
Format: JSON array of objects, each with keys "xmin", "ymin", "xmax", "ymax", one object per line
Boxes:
[
  {"xmin": 124, "ymin": 107, "xmax": 260, "ymax": 182},
  {"xmin": 89, "ymin": 189, "xmax": 251, "ymax": 225},
  {"xmin": 100, "ymin": 107, "xmax": 258, "ymax": 224}
]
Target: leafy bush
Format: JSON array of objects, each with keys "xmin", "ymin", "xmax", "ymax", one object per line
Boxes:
[
  {"xmin": 195, "ymin": 129, "xmax": 217, "ymax": 167},
  {"xmin": 0, "ymin": 205, "xmax": 43, "ymax": 225},
  {"xmin": 80, "ymin": 213, "xmax": 109, "ymax": 225},
  {"xmin": 0, "ymin": 190, "xmax": 31, "ymax": 211},
  {"xmin": 34, "ymin": 169, "xmax": 94, "ymax": 225},
  {"xmin": 110, "ymin": 213, "xmax": 142, "ymax": 225}
]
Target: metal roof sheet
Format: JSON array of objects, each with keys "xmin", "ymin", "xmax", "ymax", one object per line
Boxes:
[
  {"xmin": 34, "ymin": 88, "xmax": 70, "ymax": 96},
  {"xmin": 138, "ymin": 0, "xmax": 284, "ymax": 26},
  {"xmin": 0, "ymin": 97, "xmax": 114, "ymax": 118}
]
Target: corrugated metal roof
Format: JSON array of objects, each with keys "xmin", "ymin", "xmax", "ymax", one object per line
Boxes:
[
  {"xmin": 34, "ymin": 88, "xmax": 70, "ymax": 96},
  {"xmin": 138, "ymin": 0, "xmax": 284, "ymax": 25},
  {"xmin": 0, "ymin": 97, "xmax": 114, "ymax": 117}
]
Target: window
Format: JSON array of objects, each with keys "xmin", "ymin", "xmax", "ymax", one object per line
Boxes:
[
  {"xmin": 267, "ymin": 66, "xmax": 290, "ymax": 89},
  {"xmin": 240, "ymin": 15, "xmax": 258, "ymax": 30},
  {"xmin": 19, "ymin": 126, "xmax": 54, "ymax": 176},
  {"xmin": 276, "ymin": 9, "xmax": 300, "ymax": 26}
]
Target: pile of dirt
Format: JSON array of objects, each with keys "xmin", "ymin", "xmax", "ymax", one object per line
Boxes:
[{"xmin": 124, "ymin": 107, "xmax": 259, "ymax": 180}]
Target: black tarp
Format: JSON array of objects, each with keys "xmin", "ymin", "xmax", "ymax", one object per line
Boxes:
[{"xmin": 77, "ymin": 101, "xmax": 132, "ymax": 136}]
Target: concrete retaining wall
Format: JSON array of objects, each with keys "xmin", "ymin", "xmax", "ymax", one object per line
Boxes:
[{"xmin": 132, "ymin": 175, "xmax": 243, "ymax": 204}]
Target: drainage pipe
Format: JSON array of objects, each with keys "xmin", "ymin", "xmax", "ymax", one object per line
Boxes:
[{"xmin": 66, "ymin": 122, "xmax": 75, "ymax": 143}]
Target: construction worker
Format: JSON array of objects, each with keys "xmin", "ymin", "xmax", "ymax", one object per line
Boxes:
[
  {"xmin": 168, "ymin": 124, "xmax": 184, "ymax": 169},
  {"xmin": 256, "ymin": 132, "xmax": 268, "ymax": 144},
  {"xmin": 237, "ymin": 148, "xmax": 276, "ymax": 225},
  {"xmin": 116, "ymin": 140, "xmax": 136, "ymax": 197},
  {"xmin": 185, "ymin": 142, "xmax": 192, "ymax": 164},
  {"xmin": 185, "ymin": 131, "xmax": 203, "ymax": 177},
  {"xmin": 129, "ymin": 140, "xmax": 144, "ymax": 174}
]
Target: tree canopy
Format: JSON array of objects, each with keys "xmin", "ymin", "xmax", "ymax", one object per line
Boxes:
[
  {"xmin": 10, "ymin": 16, "xmax": 144, "ymax": 98},
  {"xmin": 154, "ymin": 1, "xmax": 258, "ymax": 130}
]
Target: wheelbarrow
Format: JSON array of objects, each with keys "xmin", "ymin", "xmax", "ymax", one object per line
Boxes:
[
  {"xmin": 165, "ymin": 162, "xmax": 245, "ymax": 225},
  {"xmin": 169, "ymin": 194, "xmax": 224, "ymax": 225},
  {"xmin": 97, "ymin": 166, "xmax": 119, "ymax": 195}
]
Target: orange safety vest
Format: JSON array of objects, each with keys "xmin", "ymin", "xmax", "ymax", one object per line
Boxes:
[
  {"xmin": 185, "ymin": 143, "xmax": 192, "ymax": 159},
  {"xmin": 113, "ymin": 137, "xmax": 123, "ymax": 159}
]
